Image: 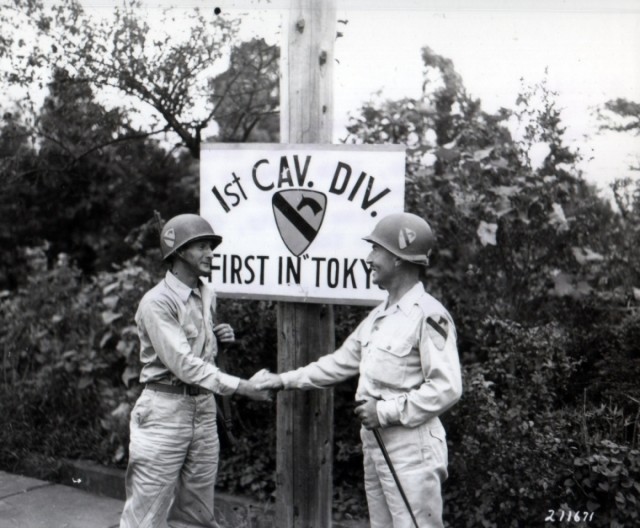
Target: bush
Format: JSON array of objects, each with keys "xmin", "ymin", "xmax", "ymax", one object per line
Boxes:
[
  {"xmin": 3, "ymin": 246, "xmax": 639, "ymax": 527},
  {"xmin": 568, "ymin": 439, "xmax": 640, "ymax": 527},
  {"xmin": 0, "ymin": 251, "xmax": 157, "ymax": 475},
  {"xmin": 444, "ymin": 319, "xmax": 584, "ymax": 527}
]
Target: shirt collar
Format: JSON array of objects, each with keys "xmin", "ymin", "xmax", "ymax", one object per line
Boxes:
[
  {"xmin": 164, "ymin": 270, "xmax": 198, "ymax": 304},
  {"xmin": 376, "ymin": 281, "xmax": 425, "ymax": 316},
  {"xmin": 396, "ymin": 281, "xmax": 426, "ymax": 315}
]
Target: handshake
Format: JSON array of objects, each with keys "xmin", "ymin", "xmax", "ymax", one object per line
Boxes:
[
  {"xmin": 237, "ymin": 369, "xmax": 380, "ymax": 429},
  {"xmin": 236, "ymin": 369, "xmax": 284, "ymax": 402}
]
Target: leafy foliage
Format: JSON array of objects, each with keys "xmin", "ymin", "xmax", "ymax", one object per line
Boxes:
[
  {"xmin": 0, "ymin": 20, "xmax": 279, "ymax": 288},
  {"xmin": 570, "ymin": 440, "xmax": 640, "ymax": 527},
  {"xmin": 344, "ymin": 47, "xmax": 640, "ymax": 525},
  {"xmin": 0, "ymin": 0, "xmax": 239, "ymax": 158},
  {"xmin": 598, "ymin": 98, "xmax": 640, "ymax": 136},
  {"xmin": 210, "ymin": 38, "xmax": 280, "ymax": 143},
  {"xmin": 0, "ymin": 69, "xmax": 196, "ymax": 287},
  {"xmin": 0, "ymin": 1, "xmax": 279, "ymax": 159},
  {"xmin": 0, "ymin": 252, "xmax": 155, "ymax": 470},
  {"xmin": 443, "ymin": 320, "xmax": 582, "ymax": 527}
]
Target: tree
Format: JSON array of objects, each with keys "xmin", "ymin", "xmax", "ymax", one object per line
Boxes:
[
  {"xmin": 594, "ymin": 97, "xmax": 640, "ymax": 293},
  {"xmin": 210, "ymin": 38, "xmax": 280, "ymax": 142},
  {"xmin": 0, "ymin": 67, "xmax": 196, "ymax": 286},
  {"xmin": 599, "ymin": 98, "xmax": 640, "ymax": 136},
  {"xmin": 0, "ymin": 0, "xmax": 278, "ymax": 159},
  {"xmin": 0, "ymin": 1, "xmax": 282, "ymax": 285},
  {"xmin": 345, "ymin": 50, "xmax": 621, "ymax": 326},
  {"xmin": 598, "ymin": 98, "xmax": 640, "ymax": 174},
  {"xmin": 345, "ymin": 49, "xmax": 640, "ymax": 527},
  {"xmin": 0, "ymin": 111, "xmax": 36, "ymax": 288}
]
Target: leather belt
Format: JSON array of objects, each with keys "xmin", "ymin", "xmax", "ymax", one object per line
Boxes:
[{"xmin": 146, "ymin": 382, "xmax": 209, "ymax": 396}]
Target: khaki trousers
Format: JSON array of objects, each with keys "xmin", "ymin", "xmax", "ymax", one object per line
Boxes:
[
  {"xmin": 361, "ymin": 418, "xmax": 448, "ymax": 528},
  {"xmin": 120, "ymin": 389, "xmax": 219, "ymax": 528}
]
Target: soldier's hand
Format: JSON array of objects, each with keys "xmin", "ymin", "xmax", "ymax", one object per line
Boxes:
[
  {"xmin": 213, "ymin": 323, "xmax": 235, "ymax": 343},
  {"xmin": 354, "ymin": 399, "xmax": 381, "ymax": 430},
  {"xmin": 236, "ymin": 379, "xmax": 273, "ymax": 402},
  {"xmin": 251, "ymin": 369, "xmax": 284, "ymax": 391}
]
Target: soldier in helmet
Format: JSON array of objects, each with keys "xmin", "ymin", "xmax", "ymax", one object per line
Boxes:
[
  {"xmin": 253, "ymin": 212, "xmax": 462, "ymax": 528},
  {"xmin": 120, "ymin": 214, "xmax": 269, "ymax": 528}
]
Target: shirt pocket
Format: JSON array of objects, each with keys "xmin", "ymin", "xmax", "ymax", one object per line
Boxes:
[{"xmin": 366, "ymin": 338, "xmax": 413, "ymax": 388}]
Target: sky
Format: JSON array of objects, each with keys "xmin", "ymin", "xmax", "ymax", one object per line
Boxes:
[
  {"xmin": 55, "ymin": 0, "xmax": 640, "ymax": 198},
  {"xmin": 326, "ymin": 5, "xmax": 640, "ymax": 197}
]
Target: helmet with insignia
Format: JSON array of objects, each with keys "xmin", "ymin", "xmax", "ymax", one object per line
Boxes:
[
  {"xmin": 160, "ymin": 214, "xmax": 222, "ymax": 260},
  {"xmin": 363, "ymin": 212, "xmax": 435, "ymax": 266}
]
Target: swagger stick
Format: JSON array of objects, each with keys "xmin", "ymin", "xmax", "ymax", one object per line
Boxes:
[
  {"xmin": 371, "ymin": 428, "xmax": 420, "ymax": 528},
  {"xmin": 356, "ymin": 398, "xmax": 420, "ymax": 527}
]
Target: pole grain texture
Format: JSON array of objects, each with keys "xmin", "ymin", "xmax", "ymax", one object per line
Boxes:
[{"xmin": 277, "ymin": 0, "xmax": 337, "ymax": 527}]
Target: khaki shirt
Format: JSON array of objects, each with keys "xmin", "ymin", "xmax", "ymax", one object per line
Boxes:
[
  {"xmin": 280, "ymin": 282, "xmax": 462, "ymax": 427},
  {"xmin": 135, "ymin": 271, "xmax": 240, "ymax": 395}
]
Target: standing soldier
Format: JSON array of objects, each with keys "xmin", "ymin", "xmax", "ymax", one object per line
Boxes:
[
  {"xmin": 254, "ymin": 212, "xmax": 462, "ymax": 528},
  {"xmin": 120, "ymin": 213, "xmax": 268, "ymax": 528}
]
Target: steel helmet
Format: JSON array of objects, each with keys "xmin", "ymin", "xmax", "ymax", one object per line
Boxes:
[
  {"xmin": 160, "ymin": 214, "xmax": 222, "ymax": 260},
  {"xmin": 363, "ymin": 212, "xmax": 435, "ymax": 266}
]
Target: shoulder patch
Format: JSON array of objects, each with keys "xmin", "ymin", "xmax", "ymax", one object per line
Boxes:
[{"xmin": 426, "ymin": 314, "xmax": 449, "ymax": 350}]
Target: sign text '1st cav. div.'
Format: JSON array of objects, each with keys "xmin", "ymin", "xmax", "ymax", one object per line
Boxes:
[{"xmin": 200, "ymin": 144, "xmax": 405, "ymax": 305}]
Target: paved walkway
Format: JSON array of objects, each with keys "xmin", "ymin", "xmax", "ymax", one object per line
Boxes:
[
  {"xmin": 0, "ymin": 469, "xmax": 369, "ymax": 528},
  {"xmin": 0, "ymin": 470, "xmax": 123, "ymax": 528}
]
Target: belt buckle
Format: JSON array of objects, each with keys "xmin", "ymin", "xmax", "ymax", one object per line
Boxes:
[{"xmin": 187, "ymin": 385, "xmax": 200, "ymax": 396}]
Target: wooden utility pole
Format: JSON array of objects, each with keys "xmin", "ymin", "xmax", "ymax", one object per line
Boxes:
[{"xmin": 277, "ymin": 0, "xmax": 337, "ymax": 526}]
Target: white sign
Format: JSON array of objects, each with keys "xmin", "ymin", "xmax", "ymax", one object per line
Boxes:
[{"xmin": 200, "ymin": 143, "xmax": 405, "ymax": 305}]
